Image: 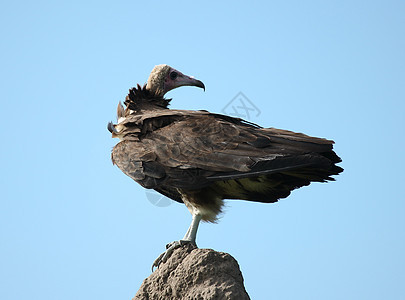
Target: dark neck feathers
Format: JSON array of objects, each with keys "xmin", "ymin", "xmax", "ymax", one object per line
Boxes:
[{"xmin": 124, "ymin": 84, "xmax": 171, "ymax": 111}]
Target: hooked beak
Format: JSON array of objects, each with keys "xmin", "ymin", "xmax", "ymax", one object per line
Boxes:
[
  {"xmin": 171, "ymin": 72, "xmax": 205, "ymax": 91},
  {"xmin": 165, "ymin": 69, "xmax": 205, "ymax": 94},
  {"xmin": 176, "ymin": 75, "xmax": 205, "ymax": 91}
]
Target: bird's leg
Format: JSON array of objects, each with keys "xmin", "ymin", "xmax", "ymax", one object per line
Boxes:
[
  {"xmin": 181, "ymin": 212, "xmax": 202, "ymax": 246},
  {"xmin": 152, "ymin": 213, "xmax": 202, "ymax": 271}
]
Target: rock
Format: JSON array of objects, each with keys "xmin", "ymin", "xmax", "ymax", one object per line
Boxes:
[{"xmin": 133, "ymin": 244, "xmax": 250, "ymax": 300}]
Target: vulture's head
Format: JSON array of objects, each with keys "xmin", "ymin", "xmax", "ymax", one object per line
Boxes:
[{"xmin": 146, "ymin": 64, "xmax": 205, "ymax": 97}]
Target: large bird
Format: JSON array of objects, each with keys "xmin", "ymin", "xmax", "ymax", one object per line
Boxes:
[{"xmin": 108, "ymin": 64, "xmax": 343, "ymax": 269}]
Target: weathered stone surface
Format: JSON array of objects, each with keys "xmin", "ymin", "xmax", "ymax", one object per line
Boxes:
[{"xmin": 134, "ymin": 244, "xmax": 250, "ymax": 300}]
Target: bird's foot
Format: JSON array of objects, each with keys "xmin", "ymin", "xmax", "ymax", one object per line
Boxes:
[{"xmin": 152, "ymin": 240, "xmax": 195, "ymax": 271}]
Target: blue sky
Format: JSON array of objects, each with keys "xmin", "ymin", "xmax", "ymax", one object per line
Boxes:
[{"xmin": 1, "ymin": 1, "xmax": 404, "ymax": 299}]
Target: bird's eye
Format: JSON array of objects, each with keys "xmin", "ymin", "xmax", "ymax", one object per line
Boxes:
[{"xmin": 170, "ymin": 71, "xmax": 178, "ymax": 80}]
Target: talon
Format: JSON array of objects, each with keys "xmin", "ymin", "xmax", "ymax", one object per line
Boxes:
[
  {"xmin": 151, "ymin": 240, "xmax": 195, "ymax": 272},
  {"xmin": 151, "ymin": 252, "xmax": 165, "ymax": 272}
]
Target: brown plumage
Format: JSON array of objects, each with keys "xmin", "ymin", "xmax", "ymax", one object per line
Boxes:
[{"xmin": 108, "ymin": 64, "xmax": 343, "ymax": 269}]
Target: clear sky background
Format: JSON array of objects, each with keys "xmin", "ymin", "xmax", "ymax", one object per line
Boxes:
[{"xmin": 1, "ymin": 1, "xmax": 404, "ymax": 299}]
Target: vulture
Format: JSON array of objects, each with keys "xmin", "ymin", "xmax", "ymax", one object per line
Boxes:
[{"xmin": 108, "ymin": 64, "xmax": 343, "ymax": 269}]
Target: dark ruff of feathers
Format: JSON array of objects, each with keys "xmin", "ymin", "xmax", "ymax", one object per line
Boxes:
[
  {"xmin": 125, "ymin": 84, "xmax": 171, "ymax": 111},
  {"xmin": 110, "ymin": 85, "xmax": 343, "ymax": 222}
]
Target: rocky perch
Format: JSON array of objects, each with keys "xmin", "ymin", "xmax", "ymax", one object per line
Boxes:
[{"xmin": 133, "ymin": 244, "xmax": 250, "ymax": 300}]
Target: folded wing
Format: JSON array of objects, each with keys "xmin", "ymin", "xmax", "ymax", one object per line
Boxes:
[{"xmin": 111, "ymin": 111, "xmax": 343, "ymax": 204}]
